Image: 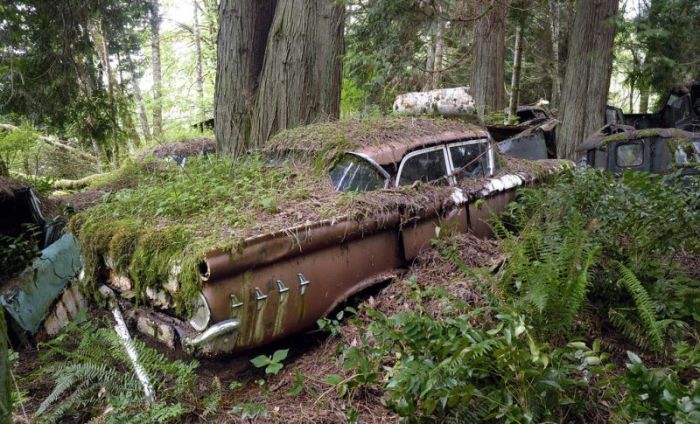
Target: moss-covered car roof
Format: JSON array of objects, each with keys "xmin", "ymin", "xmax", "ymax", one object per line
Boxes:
[
  {"xmin": 577, "ymin": 127, "xmax": 700, "ymax": 152},
  {"xmin": 265, "ymin": 116, "xmax": 486, "ymax": 166}
]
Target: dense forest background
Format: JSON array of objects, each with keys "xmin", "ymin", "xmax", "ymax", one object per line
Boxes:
[{"xmin": 0, "ymin": 0, "xmax": 698, "ymax": 171}]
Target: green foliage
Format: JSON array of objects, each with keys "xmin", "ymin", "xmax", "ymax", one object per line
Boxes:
[
  {"xmin": 250, "ymin": 349, "xmax": 289, "ymax": 376},
  {"xmin": 0, "ymin": 223, "xmax": 42, "ymax": 278},
  {"xmin": 616, "ymin": 263, "xmax": 664, "ymax": 352},
  {"xmin": 71, "ymin": 155, "xmax": 310, "ymax": 313},
  {"xmin": 338, "ymin": 301, "xmax": 611, "ymax": 422},
  {"xmin": 0, "ymin": 126, "xmax": 38, "ymax": 176},
  {"xmin": 495, "ymin": 212, "xmax": 600, "ymax": 337},
  {"xmin": 497, "ymin": 168, "xmax": 700, "ymax": 350},
  {"xmin": 617, "ymin": 346, "xmax": 700, "ymax": 423},
  {"xmin": 35, "ymin": 318, "xmax": 212, "ymax": 423},
  {"xmin": 317, "ymin": 307, "xmax": 356, "ymax": 337}
]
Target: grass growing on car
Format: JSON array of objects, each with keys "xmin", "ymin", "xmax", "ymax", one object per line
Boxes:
[{"xmin": 70, "ymin": 155, "xmax": 314, "ymax": 313}]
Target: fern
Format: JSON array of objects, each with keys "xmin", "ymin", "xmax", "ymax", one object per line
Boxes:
[
  {"xmin": 35, "ymin": 319, "xmax": 212, "ymax": 422},
  {"xmin": 615, "ymin": 263, "xmax": 664, "ymax": 351}
]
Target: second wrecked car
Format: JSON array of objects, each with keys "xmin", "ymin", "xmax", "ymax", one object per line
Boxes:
[{"xmin": 70, "ymin": 118, "xmax": 568, "ymax": 356}]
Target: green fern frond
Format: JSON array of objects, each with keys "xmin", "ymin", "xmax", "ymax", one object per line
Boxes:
[{"xmin": 616, "ymin": 263, "xmax": 664, "ymax": 351}]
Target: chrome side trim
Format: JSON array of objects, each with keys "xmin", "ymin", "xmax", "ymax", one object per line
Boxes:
[{"xmin": 184, "ymin": 319, "xmax": 240, "ymax": 347}]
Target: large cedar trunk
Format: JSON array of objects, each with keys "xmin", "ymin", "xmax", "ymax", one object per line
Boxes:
[
  {"xmin": 470, "ymin": 0, "xmax": 507, "ymax": 116},
  {"xmin": 249, "ymin": 0, "xmax": 344, "ymax": 148},
  {"xmin": 151, "ymin": 0, "xmax": 163, "ymax": 138},
  {"xmin": 557, "ymin": 0, "xmax": 618, "ymax": 160},
  {"xmin": 214, "ymin": 0, "xmax": 277, "ymax": 156}
]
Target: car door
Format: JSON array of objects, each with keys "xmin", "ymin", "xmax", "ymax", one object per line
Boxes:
[{"xmin": 395, "ymin": 145, "xmax": 468, "ymax": 260}]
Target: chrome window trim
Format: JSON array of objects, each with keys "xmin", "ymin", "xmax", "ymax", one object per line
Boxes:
[
  {"xmin": 345, "ymin": 152, "xmax": 391, "ymax": 189},
  {"xmin": 395, "ymin": 145, "xmax": 450, "ymax": 187}
]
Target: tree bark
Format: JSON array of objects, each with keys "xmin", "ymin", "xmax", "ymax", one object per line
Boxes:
[
  {"xmin": 509, "ymin": 22, "xmax": 523, "ymax": 120},
  {"xmin": 470, "ymin": 0, "xmax": 508, "ymax": 117},
  {"xmin": 639, "ymin": 84, "xmax": 650, "ymax": 113},
  {"xmin": 432, "ymin": 18, "xmax": 445, "ymax": 90},
  {"xmin": 150, "ymin": 0, "xmax": 163, "ymax": 138},
  {"xmin": 0, "ymin": 309, "xmax": 10, "ymax": 423},
  {"xmin": 128, "ymin": 57, "xmax": 152, "ymax": 141},
  {"xmin": 423, "ymin": 20, "xmax": 437, "ymax": 91},
  {"xmin": 214, "ymin": 0, "xmax": 277, "ymax": 156},
  {"xmin": 249, "ymin": 0, "xmax": 345, "ymax": 148},
  {"xmin": 557, "ymin": 0, "xmax": 618, "ymax": 160},
  {"xmin": 549, "ymin": 0, "xmax": 562, "ymax": 108},
  {"xmin": 193, "ymin": 0, "xmax": 206, "ymax": 124}
]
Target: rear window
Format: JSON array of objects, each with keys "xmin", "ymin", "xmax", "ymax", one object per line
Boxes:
[
  {"xmin": 330, "ymin": 155, "xmax": 386, "ymax": 192},
  {"xmin": 449, "ymin": 142, "xmax": 489, "ymax": 179},
  {"xmin": 397, "ymin": 148, "xmax": 448, "ymax": 186},
  {"xmin": 616, "ymin": 142, "xmax": 644, "ymax": 167}
]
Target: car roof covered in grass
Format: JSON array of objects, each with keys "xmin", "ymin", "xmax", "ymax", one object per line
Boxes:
[{"xmin": 264, "ymin": 116, "xmax": 487, "ymax": 166}]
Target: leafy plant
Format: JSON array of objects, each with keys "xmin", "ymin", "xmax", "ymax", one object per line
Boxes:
[
  {"xmin": 35, "ymin": 318, "xmax": 210, "ymax": 423},
  {"xmin": 0, "ymin": 223, "xmax": 42, "ymax": 277},
  {"xmin": 617, "ymin": 348, "xmax": 700, "ymax": 423},
  {"xmin": 250, "ymin": 349, "xmax": 289, "ymax": 376}
]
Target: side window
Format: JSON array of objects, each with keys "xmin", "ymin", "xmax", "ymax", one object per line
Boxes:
[
  {"xmin": 616, "ymin": 142, "xmax": 644, "ymax": 168},
  {"xmin": 397, "ymin": 148, "xmax": 448, "ymax": 186},
  {"xmin": 330, "ymin": 154, "xmax": 387, "ymax": 192},
  {"xmin": 449, "ymin": 142, "xmax": 489, "ymax": 179}
]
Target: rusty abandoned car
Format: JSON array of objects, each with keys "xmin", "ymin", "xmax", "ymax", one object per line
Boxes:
[{"xmin": 69, "ymin": 118, "xmax": 568, "ymax": 357}]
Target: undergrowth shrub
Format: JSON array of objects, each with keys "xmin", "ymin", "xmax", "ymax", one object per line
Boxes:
[
  {"xmin": 335, "ymin": 287, "xmax": 612, "ymax": 422},
  {"xmin": 35, "ymin": 317, "xmax": 219, "ymax": 423},
  {"xmin": 616, "ymin": 344, "xmax": 700, "ymax": 423},
  {"xmin": 495, "ymin": 168, "xmax": 700, "ymax": 351}
]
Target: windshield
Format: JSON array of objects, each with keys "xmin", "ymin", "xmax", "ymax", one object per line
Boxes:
[{"xmin": 330, "ymin": 154, "xmax": 387, "ymax": 192}]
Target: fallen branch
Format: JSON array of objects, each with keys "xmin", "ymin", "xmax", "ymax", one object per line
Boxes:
[
  {"xmin": 52, "ymin": 173, "xmax": 106, "ymax": 190},
  {"xmin": 0, "ymin": 123, "xmax": 97, "ymax": 163}
]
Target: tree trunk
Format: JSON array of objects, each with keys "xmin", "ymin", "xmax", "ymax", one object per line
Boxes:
[
  {"xmin": 194, "ymin": 0, "xmax": 206, "ymax": 124},
  {"xmin": 150, "ymin": 0, "xmax": 163, "ymax": 138},
  {"xmin": 639, "ymin": 84, "xmax": 650, "ymax": 113},
  {"xmin": 249, "ymin": 0, "xmax": 344, "ymax": 148},
  {"xmin": 128, "ymin": 57, "xmax": 152, "ymax": 141},
  {"xmin": 432, "ymin": 18, "xmax": 445, "ymax": 90},
  {"xmin": 629, "ymin": 78, "xmax": 635, "ymax": 114},
  {"xmin": 557, "ymin": 0, "xmax": 618, "ymax": 160},
  {"xmin": 0, "ymin": 309, "xmax": 10, "ymax": 423},
  {"xmin": 471, "ymin": 0, "xmax": 508, "ymax": 117},
  {"xmin": 509, "ymin": 22, "xmax": 524, "ymax": 120},
  {"xmin": 215, "ymin": 0, "xmax": 277, "ymax": 156},
  {"xmin": 423, "ymin": 20, "xmax": 437, "ymax": 91},
  {"xmin": 549, "ymin": 0, "xmax": 562, "ymax": 108}
]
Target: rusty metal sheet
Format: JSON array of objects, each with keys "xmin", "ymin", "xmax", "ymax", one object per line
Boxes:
[
  {"xmin": 401, "ymin": 208, "xmax": 468, "ymax": 260},
  {"xmin": 202, "ymin": 228, "xmax": 404, "ymax": 352}
]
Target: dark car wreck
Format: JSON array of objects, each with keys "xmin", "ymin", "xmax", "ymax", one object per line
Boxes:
[
  {"xmin": 577, "ymin": 127, "xmax": 700, "ymax": 176},
  {"xmin": 71, "ymin": 118, "xmax": 569, "ymax": 357}
]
